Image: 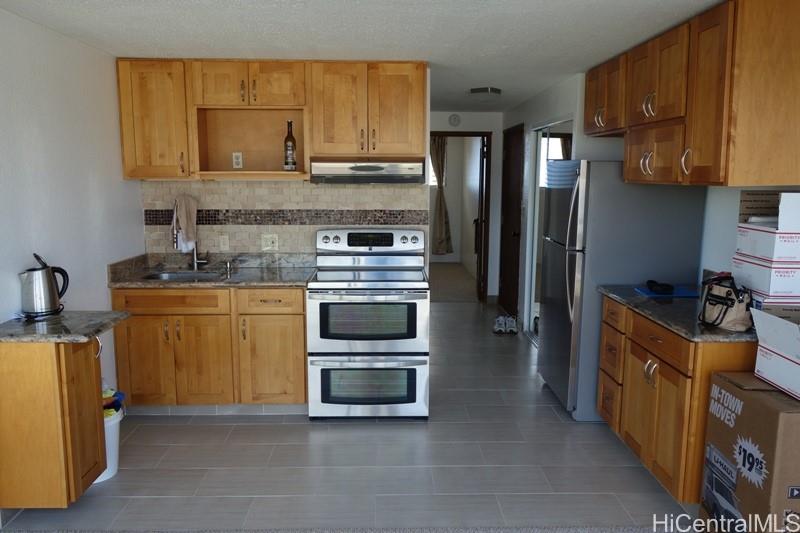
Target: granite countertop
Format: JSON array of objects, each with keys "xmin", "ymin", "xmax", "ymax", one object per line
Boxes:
[
  {"xmin": 108, "ymin": 253, "xmax": 316, "ymax": 289},
  {"xmin": 0, "ymin": 311, "xmax": 130, "ymax": 343},
  {"xmin": 598, "ymin": 285, "xmax": 758, "ymax": 343}
]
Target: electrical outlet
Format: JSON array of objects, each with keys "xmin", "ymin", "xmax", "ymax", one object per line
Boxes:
[
  {"xmin": 232, "ymin": 152, "xmax": 244, "ymax": 169},
  {"xmin": 218, "ymin": 235, "xmax": 229, "ymax": 251},
  {"xmin": 261, "ymin": 234, "xmax": 278, "ymax": 251}
]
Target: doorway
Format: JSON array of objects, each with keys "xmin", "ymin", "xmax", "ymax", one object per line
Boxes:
[
  {"xmin": 428, "ymin": 131, "xmax": 492, "ymax": 302},
  {"xmin": 498, "ymin": 123, "xmax": 525, "ymax": 316}
]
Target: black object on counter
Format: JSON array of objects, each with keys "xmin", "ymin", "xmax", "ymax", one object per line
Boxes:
[{"xmin": 646, "ymin": 279, "xmax": 675, "ymax": 295}]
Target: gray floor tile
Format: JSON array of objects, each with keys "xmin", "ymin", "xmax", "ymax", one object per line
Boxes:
[
  {"xmin": 498, "ymin": 493, "xmax": 634, "ymax": 527},
  {"xmin": 6, "ymin": 497, "xmax": 128, "ymax": 530},
  {"xmin": 269, "ymin": 443, "xmax": 378, "ymax": 466},
  {"xmin": 197, "ymin": 467, "xmax": 321, "ymax": 496},
  {"xmin": 467, "ymin": 404, "xmax": 562, "ymax": 422},
  {"xmin": 119, "ymin": 444, "xmax": 169, "ymax": 469},
  {"xmin": 479, "ymin": 442, "xmax": 594, "ymax": 466},
  {"xmin": 86, "ymin": 468, "xmax": 207, "ymax": 496},
  {"xmin": 125, "ymin": 424, "xmax": 233, "ymax": 445},
  {"xmin": 430, "ymin": 390, "xmax": 505, "ymax": 405},
  {"xmin": 227, "ymin": 424, "xmax": 328, "ymax": 444},
  {"xmin": 428, "ymin": 403, "xmax": 471, "ymax": 422},
  {"xmin": 427, "ymin": 422, "xmax": 525, "ymax": 442},
  {"xmin": 517, "ymin": 421, "xmax": 619, "ymax": 443},
  {"xmin": 542, "ymin": 465, "xmax": 665, "ymax": 493},
  {"xmin": 110, "ymin": 497, "xmax": 252, "ymax": 530},
  {"xmin": 315, "ymin": 466, "xmax": 434, "ymax": 495},
  {"xmin": 189, "ymin": 414, "xmax": 284, "ymax": 424},
  {"xmin": 432, "ymin": 465, "xmax": 551, "ymax": 493},
  {"xmin": 122, "ymin": 415, "xmax": 193, "ymax": 425},
  {"xmin": 245, "ymin": 495, "xmax": 375, "ymax": 529},
  {"xmin": 579, "ymin": 438, "xmax": 640, "ymax": 466},
  {"xmin": 216, "ymin": 404, "xmax": 266, "ymax": 415},
  {"xmin": 160, "ymin": 444, "xmax": 274, "ymax": 468},
  {"xmin": 324, "ymin": 422, "xmax": 431, "ymax": 444},
  {"xmin": 376, "ymin": 442, "xmax": 485, "ymax": 466},
  {"xmin": 376, "ymin": 494, "xmax": 504, "ymax": 527},
  {"xmin": 616, "ymin": 492, "xmax": 685, "ymax": 526},
  {"xmin": 501, "ymin": 388, "xmax": 560, "ymax": 405}
]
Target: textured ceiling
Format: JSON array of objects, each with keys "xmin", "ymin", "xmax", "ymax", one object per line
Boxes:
[{"xmin": 0, "ymin": 0, "xmax": 718, "ymax": 111}]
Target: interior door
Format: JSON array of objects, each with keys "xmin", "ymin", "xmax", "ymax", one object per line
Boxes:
[
  {"xmin": 239, "ymin": 315, "xmax": 306, "ymax": 404},
  {"xmin": 367, "ymin": 63, "xmax": 426, "ymax": 155},
  {"xmin": 650, "ymin": 359, "xmax": 692, "ymax": 497},
  {"xmin": 650, "ymin": 24, "xmax": 689, "ymax": 121},
  {"xmin": 173, "ymin": 315, "xmax": 234, "ymax": 404},
  {"xmin": 116, "ymin": 315, "xmax": 176, "ymax": 405},
  {"xmin": 684, "ymin": 1, "xmax": 733, "ymax": 184},
  {"xmin": 117, "ymin": 60, "xmax": 189, "ymax": 178},
  {"xmin": 620, "ymin": 341, "xmax": 656, "ymax": 462},
  {"xmin": 249, "ymin": 61, "xmax": 306, "ymax": 106},
  {"xmin": 498, "ymin": 124, "xmax": 525, "ymax": 316},
  {"xmin": 311, "ymin": 62, "xmax": 368, "ymax": 154},
  {"xmin": 200, "ymin": 61, "xmax": 249, "ymax": 105},
  {"xmin": 59, "ymin": 341, "xmax": 106, "ymax": 501}
]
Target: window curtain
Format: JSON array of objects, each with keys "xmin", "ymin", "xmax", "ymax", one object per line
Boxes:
[{"xmin": 430, "ymin": 136, "xmax": 453, "ymax": 255}]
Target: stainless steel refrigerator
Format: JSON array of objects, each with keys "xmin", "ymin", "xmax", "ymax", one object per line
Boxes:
[{"xmin": 537, "ymin": 161, "xmax": 706, "ymax": 421}]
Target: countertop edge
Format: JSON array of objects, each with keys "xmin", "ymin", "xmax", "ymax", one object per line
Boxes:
[
  {"xmin": 0, "ymin": 311, "xmax": 131, "ymax": 344},
  {"xmin": 107, "ymin": 281, "xmax": 310, "ymax": 289}
]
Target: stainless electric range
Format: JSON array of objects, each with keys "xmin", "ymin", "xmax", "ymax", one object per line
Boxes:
[{"xmin": 306, "ymin": 229, "xmax": 430, "ymax": 418}]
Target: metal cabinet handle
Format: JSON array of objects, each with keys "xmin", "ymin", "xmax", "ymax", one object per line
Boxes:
[
  {"xmin": 252, "ymin": 79, "xmax": 257, "ymax": 102},
  {"xmin": 648, "ymin": 362, "xmax": 659, "ymax": 386},
  {"xmin": 94, "ymin": 336, "xmax": 103, "ymax": 359},
  {"xmin": 641, "ymin": 94, "xmax": 650, "ymax": 117},
  {"xmin": 647, "ymin": 334, "xmax": 664, "ymax": 344},
  {"xmin": 644, "ymin": 151, "xmax": 654, "ymax": 175},
  {"xmin": 680, "ymin": 148, "xmax": 692, "ymax": 176},
  {"xmin": 178, "ymin": 152, "xmax": 185, "ymax": 174},
  {"xmin": 241, "ymin": 318, "xmax": 247, "ymax": 341},
  {"xmin": 606, "ymin": 343, "xmax": 618, "ymax": 355},
  {"xmin": 163, "ymin": 320, "xmax": 170, "ymax": 342},
  {"xmin": 593, "ymin": 109, "xmax": 600, "ymax": 128},
  {"xmin": 646, "ymin": 92, "xmax": 656, "ymax": 117},
  {"xmin": 639, "ymin": 152, "xmax": 648, "ymax": 176},
  {"xmin": 175, "ymin": 320, "xmax": 181, "ymax": 342},
  {"xmin": 597, "ymin": 108, "xmax": 606, "ymax": 128},
  {"xmin": 360, "ymin": 129, "xmax": 365, "ymax": 151},
  {"xmin": 240, "ymin": 80, "xmax": 246, "ymax": 102},
  {"xmin": 643, "ymin": 359, "xmax": 654, "ymax": 382}
]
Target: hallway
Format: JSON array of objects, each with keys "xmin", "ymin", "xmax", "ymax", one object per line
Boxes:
[
  {"xmin": 429, "ymin": 263, "xmax": 478, "ymax": 303},
  {"xmin": 5, "ymin": 303, "xmax": 682, "ymax": 531}
]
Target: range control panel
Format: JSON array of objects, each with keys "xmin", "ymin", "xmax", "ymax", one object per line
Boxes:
[{"xmin": 316, "ymin": 229, "xmax": 425, "ymax": 254}]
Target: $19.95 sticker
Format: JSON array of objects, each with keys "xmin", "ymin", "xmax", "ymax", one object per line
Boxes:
[{"xmin": 734, "ymin": 435, "xmax": 769, "ymax": 488}]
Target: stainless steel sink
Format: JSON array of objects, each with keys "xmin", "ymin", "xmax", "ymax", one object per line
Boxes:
[{"xmin": 143, "ymin": 271, "xmax": 224, "ymax": 282}]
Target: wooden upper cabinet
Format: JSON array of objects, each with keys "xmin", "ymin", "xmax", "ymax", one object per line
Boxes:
[
  {"xmin": 626, "ymin": 25, "xmax": 689, "ymax": 126},
  {"xmin": 249, "ymin": 62, "xmax": 306, "ymax": 106},
  {"xmin": 117, "ymin": 60, "xmax": 189, "ymax": 178},
  {"xmin": 583, "ymin": 55, "xmax": 626, "ymax": 135},
  {"xmin": 683, "ymin": 1, "xmax": 733, "ymax": 185},
  {"xmin": 649, "ymin": 121, "xmax": 685, "ymax": 184},
  {"xmin": 367, "ymin": 62, "xmax": 426, "ymax": 155},
  {"xmin": 624, "ymin": 126, "xmax": 653, "ymax": 183},
  {"xmin": 311, "ymin": 62, "xmax": 369, "ymax": 155},
  {"xmin": 173, "ymin": 315, "xmax": 234, "ymax": 404},
  {"xmin": 199, "ymin": 61, "xmax": 249, "ymax": 105}
]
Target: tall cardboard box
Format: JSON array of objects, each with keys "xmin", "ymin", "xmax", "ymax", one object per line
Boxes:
[{"xmin": 701, "ymin": 373, "xmax": 800, "ymax": 527}]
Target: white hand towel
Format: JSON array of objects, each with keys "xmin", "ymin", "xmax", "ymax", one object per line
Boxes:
[{"xmin": 171, "ymin": 194, "xmax": 199, "ymax": 252}]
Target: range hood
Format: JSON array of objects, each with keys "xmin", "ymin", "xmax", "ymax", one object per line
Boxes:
[{"xmin": 310, "ymin": 159, "xmax": 425, "ymax": 184}]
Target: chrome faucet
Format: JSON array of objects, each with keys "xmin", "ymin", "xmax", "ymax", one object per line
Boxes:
[{"xmin": 191, "ymin": 246, "xmax": 208, "ymax": 271}]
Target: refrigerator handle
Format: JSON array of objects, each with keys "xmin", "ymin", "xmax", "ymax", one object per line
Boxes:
[
  {"xmin": 565, "ymin": 171, "xmax": 580, "ymax": 251},
  {"xmin": 566, "ymin": 251, "xmax": 574, "ymax": 323},
  {"xmin": 565, "ymin": 176, "xmax": 580, "ymax": 323}
]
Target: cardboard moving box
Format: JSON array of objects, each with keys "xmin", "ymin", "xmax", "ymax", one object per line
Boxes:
[
  {"xmin": 731, "ymin": 255, "xmax": 800, "ymax": 297},
  {"xmin": 737, "ymin": 192, "xmax": 800, "ymax": 263},
  {"xmin": 701, "ymin": 373, "xmax": 800, "ymax": 526}
]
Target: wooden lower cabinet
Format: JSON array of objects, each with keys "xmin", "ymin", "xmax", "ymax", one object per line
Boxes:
[
  {"xmin": 174, "ymin": 315, "xmax": 234, "ymax": 404},
  {"xmin": 0, "ymin": 341, "xmax": 105, "ymax": 508},
  {"xmin": 650, "ymin": 360, "xmax": 691, "ymax": 496},
  {"xmin": 620, "ymin": 341, "xmax": 656, "ymax": 460},
  {"xmin": 115, "ymin": 315, "xmax": 177, "ymax": 405},
  {"xmin": 238, "ymin": 314, "xmax": 306, "ymax": 404},
  {"xmin": 596, "ymin": 369, "xmax": 622, "ymax": 433}
]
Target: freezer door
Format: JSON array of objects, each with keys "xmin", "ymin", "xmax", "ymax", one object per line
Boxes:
[
  {"xmin": 540, "ymin": 161, "xmax": 586, "ymax": 249},
  {"xmin": 537, "ymin": 237, "xmax": 583, "ymax": 411}
]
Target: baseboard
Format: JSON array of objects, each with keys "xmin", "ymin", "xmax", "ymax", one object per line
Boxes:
[{"xmin": 126, "ymin": 404, "xmax": 309, "ymax": 416}]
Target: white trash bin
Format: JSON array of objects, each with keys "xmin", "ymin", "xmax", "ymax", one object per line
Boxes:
[{"xmin": 94, "ymin": 409, "xmax": 124, "ymax": 483}]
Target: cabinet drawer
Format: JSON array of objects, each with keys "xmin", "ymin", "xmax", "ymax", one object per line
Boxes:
[
  {"xmin": 597, "ymin": 369, "xmax": 622, "ymax": 434},
  {"xmin": 112, "ymin": 289, "xmax": 230, "ymax": 315},
  {"xmin": 599, "ymin": 323, "xmax": 625, "ymax": 383},
  {"xmin": 602, "ymin": 297, "xmax": 627, "ymax": 332},
  {"xmin": 629, "ymin": 312, "xmax": 693, "ymax": 375},
  {"xmin": 235, "ymin": 289, "xmax": 304, "ymax": 314}
]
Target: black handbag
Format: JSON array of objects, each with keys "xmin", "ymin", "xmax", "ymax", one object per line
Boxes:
[{"xmin": 698, "ymin": 274, "xmax": 753, "ymax": 331}]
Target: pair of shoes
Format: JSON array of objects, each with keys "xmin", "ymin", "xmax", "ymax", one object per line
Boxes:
[
  {"xmin": 506, "ymin": 316, "xmax": 519, "ymax": 335},
  {"xmin": 493, "ymin": 315, "xmax": 519, "ymax": 334}
]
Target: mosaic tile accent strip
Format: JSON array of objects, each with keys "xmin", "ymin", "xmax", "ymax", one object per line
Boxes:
[{"xmin": 144, "ymin": 209, "xmax": 429, "ymax": 226}]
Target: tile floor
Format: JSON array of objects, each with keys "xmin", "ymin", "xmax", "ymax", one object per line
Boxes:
[{"xmin": 4, "ymin": 302, "xmax": 684, "ymax": 530}]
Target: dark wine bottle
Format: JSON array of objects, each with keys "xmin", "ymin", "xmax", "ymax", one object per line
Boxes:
[{"xmin": 283, "ymin": 120, "xmax": 297, "ymax": 171}]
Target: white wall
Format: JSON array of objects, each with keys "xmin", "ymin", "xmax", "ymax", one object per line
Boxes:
[
  {"xmin": 0, "ymin": 9, "xmax": 144, "ymax": 384},
  {"xmin": 429, "ymin": 138, "xmax": 464, "ymax": 263},
  {"xmin": 430, "ymin": 111, "xmax": 504, "ymax": 294},
  {"xmin": 698, "ymin": 187, "xmax": 740, "ymax": 275},
  {"xmin": 461, "ymin": 137, "xmax": 482, "ymax": 279}
]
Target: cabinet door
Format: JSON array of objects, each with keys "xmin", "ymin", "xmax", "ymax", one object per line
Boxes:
[
  {"xmin": 117, "ymin": 60, "xmax": 189, "ymax": 178},
  {"xmin": 174, "ymin": 316, "xmax": 234, "ymax": 404},
  {"xmin": 650, "ymin": 24, "xmax": 689, "ymax": 122},
  {"xmin": 583, "ymin": 64, "xmax": 603, "ymax": 134},
  {"xmin": 597, "ymin": 369, "xmax": 622, "ymax": 434},
  {"xmin": 599, "ymin": 55, "xmax": 626, "ymax": 132},
  {"xmin": 626, "ymin": 42, "xmax": 654, "ymax": 126},
  {"xmin": 311, "ymin": 62, "xmax": 368, "ymax": 154},
  {"xmin": 649, "ymin": 121, "xmax": 685, "ymax": 184},
  {"xmin": 115, "ymin": 315, "xmax": 176, "ymax": 405},
  {"xmin": 200, "ymin": 61, "xmax": 249, "ymax": 105},
  {"xmin": 249, "ymin": 62, "xmax": 306, "ymax": 106},
  {"xmin": 620, "ymin": 341, "xmax": 656, "ymax": 461},
  {"xmin": 623, "ymin": 126, "xmax": 653, "ymax": 183},
  {"xmin": 239, "ymin": 315, "xmax": 306, "ymax": 403},
  {"xmin": 59, "ymin": 342, "xmax": 106, "ymax": 501},
  {"xmin": 367, "ymin": 63, "xmax": 426, "ymax": 155},
  {"xmin": 650, "ymin": 359, "xmax": 692, "ymax": 497},
  {"xmin": 684, "ymin": 1, "xmax": 733, "ymax": 184}
]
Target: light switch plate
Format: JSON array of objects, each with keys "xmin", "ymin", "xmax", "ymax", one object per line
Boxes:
[
  {"xmin": 232, "ymin": 152, "xmax": 243, "ymax": 169},
  {"xmin": 261, "ymin": 234, "xmax": 278, "ymax": 251},
  {"xmin": 219, "ymin": 235, "xmax": 229, "ymax": 251}
]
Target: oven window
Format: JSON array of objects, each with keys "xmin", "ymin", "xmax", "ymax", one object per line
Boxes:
[
  {"xmin": 321, "ymin": 368, "xmax": 416, "ymax": 405},
  {"xmin": 320, "ymin": 303, "xmax": 416, "ymax": 340}
]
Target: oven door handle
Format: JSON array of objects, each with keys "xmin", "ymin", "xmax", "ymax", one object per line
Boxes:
[
  {"xmin": 307, "ymin": 292, "xmax": 428, "ymax": 302},
  {"xmin": 309, "ymin": 360, "xmax": 427, "ymax": 368}
]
